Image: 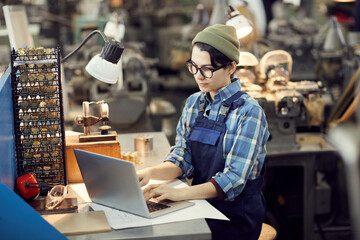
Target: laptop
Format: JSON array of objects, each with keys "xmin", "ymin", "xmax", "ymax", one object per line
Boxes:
[{"xmin": 74, "ymin": 149, "xmax": 194, "ymax": 218}]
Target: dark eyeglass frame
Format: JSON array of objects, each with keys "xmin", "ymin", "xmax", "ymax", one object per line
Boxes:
[{"xmin": 185, "ymin": 60, "xmax": 231, "ymax": 79}]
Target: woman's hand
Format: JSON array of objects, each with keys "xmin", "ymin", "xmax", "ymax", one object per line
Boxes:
[
  {"xmin": 136, "ymin": 168, "xmax": 152, "ymax": 187},
  {"xmin": 142, "ymin": 181, "xmax": 218, "ymax": 202},
  {"xmin": 142, "ymin": 184, "xmax": 185, "ymax": 202},
  {"xmin": 136, "ymin": 162, "xmax": 184, "ymax": 187}
]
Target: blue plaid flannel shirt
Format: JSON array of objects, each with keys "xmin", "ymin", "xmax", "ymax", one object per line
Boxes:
[{"xmin": 165, "ymin": 78, "xmax": 270, "ymax": 201}]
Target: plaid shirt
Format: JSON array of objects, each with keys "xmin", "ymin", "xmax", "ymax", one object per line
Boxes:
[{"xmin": 165, "ymin": 78, "xmax": 269, "ymax": 201}]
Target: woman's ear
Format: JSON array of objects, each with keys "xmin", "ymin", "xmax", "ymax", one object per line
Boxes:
[{"xmin": 228, "ymin": 61, "xmax": 237, "ymax": 75}]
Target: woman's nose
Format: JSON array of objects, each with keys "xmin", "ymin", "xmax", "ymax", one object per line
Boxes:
[{"xmin": 195, "ymin": 70, "xmax": 205, "ymax": 80}]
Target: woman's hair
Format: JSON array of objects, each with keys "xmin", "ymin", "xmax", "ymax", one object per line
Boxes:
[{"xmin": 193, "ymin": 42, "xmax": 232, "ymax": 68}]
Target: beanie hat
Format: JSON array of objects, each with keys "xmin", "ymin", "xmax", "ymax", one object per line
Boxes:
[{"xmin": 192, "ymin": 24, "xmax": 240, "ymax": 63}]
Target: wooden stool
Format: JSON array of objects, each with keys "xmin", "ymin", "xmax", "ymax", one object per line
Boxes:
[{"xmin": 258, "ymin": 223, "xmax": 277, "ymax": 240}]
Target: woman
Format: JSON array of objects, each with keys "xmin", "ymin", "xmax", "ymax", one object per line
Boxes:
[{"xmin": 137, "ymin": 24, "xmax": 269, "ymax": 240}]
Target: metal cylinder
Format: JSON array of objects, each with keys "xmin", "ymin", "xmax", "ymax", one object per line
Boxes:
[{"xmin": 134, "ymin": 135, "xmax": 153, "ymax": 157}]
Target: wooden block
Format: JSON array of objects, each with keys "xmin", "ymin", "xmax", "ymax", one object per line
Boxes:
[
  {"xmin": 65, "ymin": 135, "xmax": 121, "ymax": 183},
  {"xmin": 42, "ymin": 211, "xmax": 111, "ymax": 235},
  {"xmin": 79, "ymin": 131, "xmax": 117, "ymax": 142}
]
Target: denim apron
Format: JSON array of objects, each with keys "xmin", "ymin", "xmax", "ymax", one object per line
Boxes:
[{"xmin": 189, "ymin": 91, "xmax": 265, "ymax": 240}]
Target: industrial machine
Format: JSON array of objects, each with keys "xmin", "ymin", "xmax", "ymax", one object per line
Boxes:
[
  {"xmin": 267, "ymin": 17, "xmax": 318, "ymax": 79},
  {"xmin": 237, "ymin": 50, "xmax": 325, "ymax": 151}
]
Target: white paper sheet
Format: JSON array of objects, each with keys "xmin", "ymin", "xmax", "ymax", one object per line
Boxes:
[{"xmin": 70, "ymin": 179, "xmax": 229, "ymax": 229}]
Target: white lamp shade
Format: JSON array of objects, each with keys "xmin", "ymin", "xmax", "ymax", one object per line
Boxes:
[
  {"xmin": 85, "ymin": 54, "xmax": 119, "ymax": 84},
  {"xmin": 226, "ymin": 14, "xmax": 253, "ymax": 39}
]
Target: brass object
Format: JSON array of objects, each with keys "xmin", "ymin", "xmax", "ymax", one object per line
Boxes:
[{"xmin": 74, "ymin": 101, "xmax": 117, "ymax": 142}]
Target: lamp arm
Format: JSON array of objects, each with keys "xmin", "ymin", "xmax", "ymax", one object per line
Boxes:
[{"xmin": 61, "ymin": 30, "xmax": 109, "ymax": 63}]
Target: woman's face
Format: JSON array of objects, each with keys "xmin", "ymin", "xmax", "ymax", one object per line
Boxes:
[{"xmin": 190, "ymin": 45, "xmax": 233, "ymax": 100}]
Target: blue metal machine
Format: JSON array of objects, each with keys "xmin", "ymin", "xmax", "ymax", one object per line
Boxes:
[{"xmin": 0, "ymin": 66, "xmax": 16, "ymax": 190}]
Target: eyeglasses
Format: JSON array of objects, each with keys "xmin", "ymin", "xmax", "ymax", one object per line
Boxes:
[{"xmin": 185, "ymin": 60, "xmax": 230, "ymax": 79}]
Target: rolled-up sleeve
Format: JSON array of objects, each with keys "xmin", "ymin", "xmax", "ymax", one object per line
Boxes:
[{"xmin": 212, "ymin": 105, "xmax": 269, "ymax": 201}]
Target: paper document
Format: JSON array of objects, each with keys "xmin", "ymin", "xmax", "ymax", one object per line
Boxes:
[{"xmin": 70, "ymin": 179, "xmax": 229, "ymax": 230}]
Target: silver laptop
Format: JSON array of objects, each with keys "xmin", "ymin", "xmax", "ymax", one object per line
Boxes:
[{"xmin": 74, "ymin": 149, "xmax": 194, "ymax": 218}]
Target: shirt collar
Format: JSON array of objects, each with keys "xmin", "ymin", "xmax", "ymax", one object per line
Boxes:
[
  {"xmin": 214, "ymin": 78, "xmax": 242, "ymax": 101},
  {"xmin": 202, "ymin": 78, "xmax": 242, "ymax": 103}
]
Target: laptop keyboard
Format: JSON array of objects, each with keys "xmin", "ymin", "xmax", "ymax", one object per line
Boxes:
[{"xmin": 147, "ymin": 202, "xmax": 171, "ymax": 213}]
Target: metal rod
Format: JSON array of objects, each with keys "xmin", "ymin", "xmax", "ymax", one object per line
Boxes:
[{"xmin": 83, "ymin": 101, "xmax": 91, "ymax": 136}]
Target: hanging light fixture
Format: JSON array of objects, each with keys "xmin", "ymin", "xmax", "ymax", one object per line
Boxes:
[
  {"xmin": 225, "ymin": 5, "xmax": 253, "ymax": 39},
  {"xmin": 322, "ymin": 16, "xmax": 347, "ymax": 52},
  {"xmin": 61, "ymin": 30, "xmax": 124, "ymax": 84}
]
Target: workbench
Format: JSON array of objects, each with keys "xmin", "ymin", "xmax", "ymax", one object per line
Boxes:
[
  {"xmin": 265, "ymin": 133, "xmax": 338, "ymax": 240},
  {"xmin": 66, "ymin": 131, "xmax": 212, "ymax": 240},
  {"xmin": 65, "ymin": 132, "xmax": 337, "ymax": 240}
]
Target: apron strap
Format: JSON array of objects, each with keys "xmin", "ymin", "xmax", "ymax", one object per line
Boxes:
[
  {"xmin": 196, "ymin": 91, "xmax": 247, "ymax": 121},
  {"xmin": 195, "ymin": 99, "xmax": 207, "ymax": 120},
  {"xmin": 198, "ymin": 101, "xmax": 206, "ymax": 113},
  {"xmin": 218, "ymin": 91, "xmax": 246, "ymax": 123}
]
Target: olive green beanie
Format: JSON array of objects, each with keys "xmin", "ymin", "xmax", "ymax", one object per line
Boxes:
[{"xmin": 192, "ymin": 24, "xmax": 240, "ymax": 63}]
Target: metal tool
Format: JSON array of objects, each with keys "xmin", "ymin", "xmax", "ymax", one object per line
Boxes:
[{"xmin": 75, "ymin": 101, "xmax": 117, "ymax": 142}]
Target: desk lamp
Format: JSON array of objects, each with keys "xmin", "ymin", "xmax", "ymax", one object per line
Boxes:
[
  {"xmin": 61, "ymin": 29, "xmax": 124, "ymax": 139},
  {"xmin": 62, "ymin": 30, "xmax": 124, "ymax": 183},
  {"xmin": 61, "ymin": 30, "xmax": 124, "ymax": 84}
]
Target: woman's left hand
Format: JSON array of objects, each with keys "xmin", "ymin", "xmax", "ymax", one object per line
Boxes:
[{"xmin": 142, "ymin": 184, "xmax": 185, "ymax": 202}]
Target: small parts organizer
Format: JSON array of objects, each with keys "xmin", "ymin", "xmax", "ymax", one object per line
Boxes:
[{"xmin": 10, "ymin": 46, "xmax": 67, "ymax": 186}]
